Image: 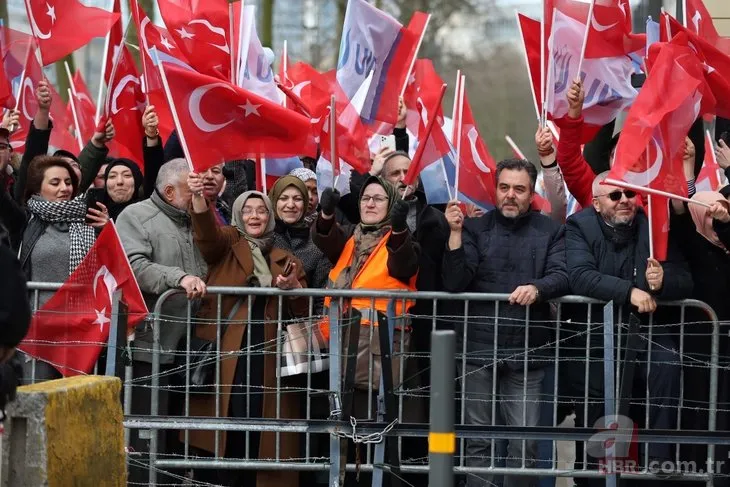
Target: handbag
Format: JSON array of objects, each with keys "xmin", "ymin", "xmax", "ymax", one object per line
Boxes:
[
  {"xmin": 277, "ymin": 319, "xmax": 330, "ymax": 377},
  {"xmin": 176, "ymin": 297, "xmax": 244, "ymax": 393}
]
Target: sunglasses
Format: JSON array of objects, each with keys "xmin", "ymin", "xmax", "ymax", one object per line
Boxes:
[{"xmin": 598, "ymin": 190, "xmax": 637, "ymax": 202}]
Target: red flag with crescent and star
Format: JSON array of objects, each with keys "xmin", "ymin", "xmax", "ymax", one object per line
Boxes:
[
  {"xmin": 23, "ymin": 0, "xmax": 120, "ymax": 66},
  {"xmin": 104, "ymin": 43, "xmax": 146, "ymax": 168},
  {"xmin": 607, "ymin": 37, "xmax": 712, "ymax": 260},
  {"xmin": 19, "ymin": 222, "xmax": 148, "ymax": 377},
  {"xmin": 160, "ymin": 62, "xmax": 316, "ymax": 173},
  {"xmin": 158, "ymin": 0, "xmax": 232, "ymax": 81}
]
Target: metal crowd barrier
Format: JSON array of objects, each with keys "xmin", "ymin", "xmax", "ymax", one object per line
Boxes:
[{"xmin": 20, "ymin": 283, "xmax": 730, "ymax": 486}]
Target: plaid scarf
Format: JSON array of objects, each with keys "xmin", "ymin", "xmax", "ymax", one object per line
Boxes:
[{"xmin": 26, "ymin": 195, "xmax": 96, "ymax": 274}]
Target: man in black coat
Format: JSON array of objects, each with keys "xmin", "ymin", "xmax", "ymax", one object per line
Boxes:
[
  {"xmin": 565, "ymin": 171, "xmax": 692, "ymax": 471},
  {"xmin": 442, "ymin": 158, "xmax": 570, "ymax": 487}
]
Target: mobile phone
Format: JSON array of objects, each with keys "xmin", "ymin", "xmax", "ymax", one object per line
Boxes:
[
  {"xmin": 282, "ymin": 259, "xmax": 294, "ymax": 277},
  {"xmin": 85, "ymin": 188, "xmax": 106, "ymax": 223},
  {"xmin": 379, "ymin": 134, "xmax": 396, "ymax": 152}
]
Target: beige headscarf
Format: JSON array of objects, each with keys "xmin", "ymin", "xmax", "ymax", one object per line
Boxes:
[
  {"xmin": 689, "ymin": 191, "xmax": 729, "ymax": 251},
  {"xmin": 231, "ymin": 191, "xmax": 276, "ymax": 287}
]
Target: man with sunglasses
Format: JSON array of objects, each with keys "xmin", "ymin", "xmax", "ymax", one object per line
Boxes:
[{"xmin": 564, "ymin": 171, "xmax": 692, "ymax": 476}]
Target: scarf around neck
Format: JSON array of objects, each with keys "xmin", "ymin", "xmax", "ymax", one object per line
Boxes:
[{"xmin": 26, "ymin": 195, "xmax": 96, "ymax": 274}]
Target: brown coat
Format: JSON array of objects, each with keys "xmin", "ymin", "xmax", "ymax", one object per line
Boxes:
[{"xmin": 185, "ymin": 207, "xmax": 308, "ymax": 487}]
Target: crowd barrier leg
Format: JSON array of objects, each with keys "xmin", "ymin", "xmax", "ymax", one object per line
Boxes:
[{"xmin": 603, "ymin": 302, "xmax": 618, "ymax": 487}]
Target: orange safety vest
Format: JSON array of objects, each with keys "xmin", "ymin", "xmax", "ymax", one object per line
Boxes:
[{"xmin": 320, "ymin": 231, "xmax": 417, "ymax": 340}]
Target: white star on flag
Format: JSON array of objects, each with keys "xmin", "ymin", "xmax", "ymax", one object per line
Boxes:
[
  {"xmin": 176, "ymin": 27, "xmax": 195, "ymax": 40},
  {"xmin": 93, "ymin": 308, "xmax": 111, "ymax": 332},
  {"xmin": 46, "ymin": 2, "xmax": 56, "ymax": 23},
  {"xmin": 160, "ymin": 36, "xmax": 175, "ymax": 51},
  {"xmin": 241, "ymin": 100, "xmax": 261, "ymax": 117}
]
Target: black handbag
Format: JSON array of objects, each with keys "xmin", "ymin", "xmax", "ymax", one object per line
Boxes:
[{"xmin": 176, "ymin": 297, "xmax": 244, "ymax": 394}]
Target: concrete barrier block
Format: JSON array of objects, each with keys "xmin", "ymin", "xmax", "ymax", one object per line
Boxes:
[{"xmin": 2, "ymin": 376, "xmax": 126, "ymax": 487}]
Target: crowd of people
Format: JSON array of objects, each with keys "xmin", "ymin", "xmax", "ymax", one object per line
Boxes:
[{"xmin": 1, "ymin": 75, "xmax": 729, "ymax": 487}]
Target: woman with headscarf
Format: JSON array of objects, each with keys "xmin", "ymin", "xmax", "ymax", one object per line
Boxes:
[
  {"xmin": 313, "ymin": 177, "xmax": 418, "ymax": 402},
  {"xmin": 269, "ymin": 175, "xmax": 331, "ymax": 311},
  {"xmin": 671, "ymin": 191, "xmax": 730, "ymax": 476},
  {"xmin": 185, "ymin": 171, "xmax": 308, "ymax": 487},
  {"xmin": 289, "ymin": 167, "xmax": 319, "ymax": 225},
  {"xmin": 102, "ymin": 158, "xmax": 144, "ymax": 221},
  {"xmin": 18, "ymin": 156, "xmax": 108, "ymax": 383}
]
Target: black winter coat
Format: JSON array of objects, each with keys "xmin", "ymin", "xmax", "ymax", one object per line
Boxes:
[
  {"xmin": 565, "ymin": 207, "xmax": 692, "ymax": 304},
  {"xmin": 442, "ymin": 209, "xmax": 570, "ymax": 368}
]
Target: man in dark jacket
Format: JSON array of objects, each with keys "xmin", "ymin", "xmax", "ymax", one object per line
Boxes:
[
  {"xmin": 443, "ymin": 158, "xmax": 570, "ymax": 487},
  {"xmin": 565, "ymin": 171, "xmax": 692, "ymax": 470}
]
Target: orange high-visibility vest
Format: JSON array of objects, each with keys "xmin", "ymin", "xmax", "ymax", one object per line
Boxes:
[{"xmin": 320, "ymin": 231, "xmax": 417, "ymax": 339}]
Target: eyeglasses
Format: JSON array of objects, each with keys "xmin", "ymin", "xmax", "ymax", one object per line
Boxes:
[
  {"xmin": 596, "ymin": 190, "xmax": 637, "ymax": 202},
  {"xmin": 242, "ymin": 208, "xmax": 269, "ymax": 216},
  {"xmin": 360, "ymin": 195, "xmax": 389, "ymax": 205}
]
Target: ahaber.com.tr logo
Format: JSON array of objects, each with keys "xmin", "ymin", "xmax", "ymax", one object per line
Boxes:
[{"xmin": 586, "ymin": 415, "xmax": 639, "ymax": 473}]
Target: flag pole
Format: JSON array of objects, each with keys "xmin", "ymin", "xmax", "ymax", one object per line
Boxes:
[
  {"xmin": 236, "ymin": 4, "xmax": 252, "ymax": 88},
  {"xmin": 399, "ymin": 14, "xmax": 431, "ymax": 98},
  {"xmin": 229, "ymin": 1, "xmax": 236, "ymax": 84},
  {"xmin": 102, "ymin": 19, "xmax": 130, "ymax": 120},
  {"xmin": 604, "ymin": 178, "xmax": 710, "ymax": 207},
  {"xmin": 403, "ymin": 84, "xmax": 449, "ymax": 201},
  {"xmin": 647, "ymin": 192, "xmax": 655, "ymax": 260},
  {"xmin": 515, "ymin": 11, "xmax": 540, "ymax": 122},
  {"xmin": 505, "ymin": 135, "xmax": 526, "ymax": 159},
  {"xmin": 330, "ymin": 94, "xmax": 337, "ymax": 190},
  {"xmin": 156, "ymin": 53, "xmax": 195, "ymax": 172},
  {"xmin": 577, "ymin": 0, "xmax": 596, "ymax": 79},
  {"xmin": 706, "ymin": 129, "xmax": 722, "ymax": 187},
  {"xmin": 540, "ymin": 0, "xmax": 546, "ymax": 128},
  {"xmin": 451, "ymin": 70, "xmax": 461, "ymax": 132},
  {"xmin": 67, "ymin": 88, "xmax": 84, "ymax": 151},
  {"xmin": 454, "ymin": 74, "xmax": 466, "ymax": 198},
  {"xmin": 95, "ymin": 0, "xmax": 115, "ymax": 124},
  {"xmin": 682, "ymin": 0, "xmax": 688, "ymax": 29},
  {"xmin": 64, "ymin": 61, "xmax": 77, "ymax": 97}
]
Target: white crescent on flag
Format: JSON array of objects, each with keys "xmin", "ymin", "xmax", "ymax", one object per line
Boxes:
[
  {"xmin": 25, "ymin": 0, "xmax": 54, "ymax": 40},
  {"xmin": 188, "ymin": 18, "xmax": 230, "ymax": 54},
  {"xmin": 111, "ymin": 75, "xmax": 141, "ymax": 115},
  {"xmin": 466, "ymin": 126, "xmax": 491, "ymax": 174},
  {"xmin": 623, "ymin": 136, "xmax": 663, "ymax": 186},
  {"xmin": 189, "ymin": 82, "xmax": 237, "ymax": 132}
]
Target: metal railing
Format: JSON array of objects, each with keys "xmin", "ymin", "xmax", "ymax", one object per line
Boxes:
[{"xmin": 19, "ymin": 283, "xmax": 730, "ymax": 486}]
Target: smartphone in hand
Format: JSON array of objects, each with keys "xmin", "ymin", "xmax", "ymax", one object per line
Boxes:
[
  {"xmin": 85, "ymin": 188, "xmax": 106, "ymax": 224},
  {"xmin": 379, "ymin": 134, "xmax": 396, "ymax": 152}
]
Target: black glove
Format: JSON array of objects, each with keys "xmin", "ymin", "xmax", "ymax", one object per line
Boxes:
[
  {"xmin": 390, "ymin": 198, "xmax": 409, "ymax": 233},
  {"xmin": 319, "ymin": 188, "xmax": 341, "ymax": 216}
]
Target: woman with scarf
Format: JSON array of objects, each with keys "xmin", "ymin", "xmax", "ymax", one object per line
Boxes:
[
  {"xmin": 185, "ymin": 172, "xmax": 308, "ymax": 487},
  {"xmin": 102, "ymin": 158, "xmax": 144, "ymax": 221},
  {"xmin": 269, "ymin": 175, "xmax": 331, "ymax": 311},
  {"xmin": 19, "ymin": 156, "xmax": 108, "ymax": 382},
  {"xmin": 671, "ymin": 191, "xmax": 730, "ymax": 479},
  {"xmin": 289, "ymin": 167, "xmax": 319, "ymax": 225},
  {"xmin": 313, "ymin": 177, "xmax": 419, "ymax": 407}
]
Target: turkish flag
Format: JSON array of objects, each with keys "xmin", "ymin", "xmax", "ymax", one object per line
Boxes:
[
  {"xmin": 104, "ymin": 44, "xmax": 146, "ymax": 168},
  {"xmin": 131, "ymin": 0, "xmax": 190, "ymax": 141},
  {"xmin": 281, "ymin": 62, "xmax": 370, "ymax": 174},
  {"xmin": 19, "ymin": 222, "xmax": 148, "ymax": 377},
  {"xmin": 607, "ymin": 39, "xmax": 710, "ymax": 259},
  {"xmin": 67, "ymin": 71, "xmax": 96, "ymax": 144},
  {"xmin": 11, "ymin": 48, "xmax": 75, "ymax": 153},
  {"xmin": 665, "ymin": 16, "xmax": 730, "ymax": 119},
  {"xmin": 403, "ymin": 59, "xmax": 447, "ymax": 140},
  {"xmin": 685, "ymin": 0, "xmax": 730, "ymax": 55},
  {"xmin": 24, "ymin": 0, "xmax": 120, "ymax": 66},
  {"xmin": 517, "ymin": 13, "xmax": 543, "ymax": 119},
  {"xmin": 160, "ymin": 62, "xmax": 316, "ymax": 173},
  {"xmin": 158, "ymin": 0, "xmax": 231, "ymax": 81},
  {"xmin": 696, "ymin": 129, "xmax": 722, "ymax": 192},
  {"xmin": 403, "ymin": 84, "xmax": 449, "ymax": 187},
  {"xmin": 103, "ymin": 0, "xmax": 123, "ymax": 85},
  {"xmin": 454, "ymin": 82, "xmax": 496, "ymax": 207}
]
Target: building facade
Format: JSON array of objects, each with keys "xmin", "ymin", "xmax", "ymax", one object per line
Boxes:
[{"xmin": 706, "ymin": 0, "xmax": 730, "ymax": 35}]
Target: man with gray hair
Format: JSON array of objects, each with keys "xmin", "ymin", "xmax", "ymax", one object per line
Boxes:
[{"xmin": 116, "ymin": 157, "xmax": 208, "ymax": 483}]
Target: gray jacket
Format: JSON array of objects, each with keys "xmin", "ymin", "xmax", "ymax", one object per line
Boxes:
[{"xmin": 116, "ymin": 191, "xmax": 207, "ymax": 364}]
